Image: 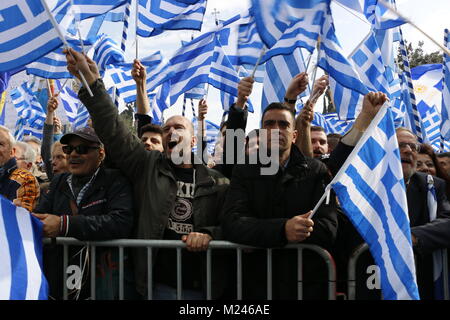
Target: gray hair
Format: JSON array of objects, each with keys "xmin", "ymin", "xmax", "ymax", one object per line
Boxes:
[
  {"xmin": 14, "ymin": 141, "xmax": 36, "ymax": 164},
  {"xmin": 0, "ymin": 125, "xmax": 16, "ymax": 147}
]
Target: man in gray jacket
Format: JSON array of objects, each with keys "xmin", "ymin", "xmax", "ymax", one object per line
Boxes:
[{"xmin": 65, "ymin": 48, "xmax": 229, "ymax": 299}]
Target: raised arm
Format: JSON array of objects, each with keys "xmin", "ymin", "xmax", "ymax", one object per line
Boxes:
[
  {"xmin": 64, "ymin": 48, "xmax": 154, "ymax": 181},
  {"xmin": 42, "ymin": 95, "xmax": 58, "ymax": 180},
  {"xmin": 132, "ymin": 59, "xmax": 150, "ymax": 115},
  {"xmin": 283, "ymin": 72, "xmax": 309, "ymax": 112}
]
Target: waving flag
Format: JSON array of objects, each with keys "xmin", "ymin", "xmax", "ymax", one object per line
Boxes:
[
  {"xmin": 330, "ymin": 104, "xmax": 419, "ymax": 299},
  {"xmin": 0, "ymin": 196, "xmax": 48, "ymax": 300},
  {"xmin": 318, "ymin": 10, "xmax": 369, "ymax": 96},
  {"xmin": 250, "ymin": 0, "xmax": 329, "ymax": 48},
  {"xmin": 441, "ymin": 29, "xmax": 450, "ymax": 144},
  {"xmin": 91, "ymin": 34, "xmax": 125, "ymax": 74},
  {"xmin": 56, "ymin": 80, "xmax": 90, "ymax": 130},
  {"xmin": 0, "ymin": 0, "xmax": 63, "ymax": 72},
  {"xmin": 106, "ymin": 51, "xmax": 164, "ymax": 103},
  {"xmin": 10, "ymin": 82, "xmax": 46, "ymax": 133},
  {"xmin": 364, "ymin": 0, "xmax": 406, "ymax": 30},
  {"xmin": 26, "ymin": 37, "xmax": 95, "ymax": 79},
  {"xmin": 236, "ymin": 12, "xmax": 264, "ymax": 67},
  {"xmin": 192, "ymin": 118, "xmax": 220, "ymax": 155},
  {"xmin": 262, "ymin": 47, "xmax": 309, "ymax": 111},
  {"xmin": 350, "ymin": 31, "xmax": 390, "ymax": 95},
  {"xmin": 137, "ymin": 0, "xmax": 206, "ymax": 37}
]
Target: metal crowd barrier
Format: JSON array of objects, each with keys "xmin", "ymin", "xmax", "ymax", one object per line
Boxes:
[
  {"xmin": 43, "ymin": 238, "xmax": 337, "ymax": 300},
  {"xmin": 347, "ymin": 243, "xmax": 450, "ymax": 300}
]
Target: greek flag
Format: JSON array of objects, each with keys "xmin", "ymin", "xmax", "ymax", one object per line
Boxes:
[
  {"xmin": 350, "ymin": 31, "xmax": 390, "ymax": 95},
  {"xmin": 91, "ymin": 34, "xmax": 125, "ymax": 74},
  {"xmin": 106, "ymin": 51, "xmax": 164, "ymax": 103},
  {"xmin": 262, "ymin": 47, "xmax": 309, "ymax": 111},
  {"xmin": 52, "ymin": 0, "xmax": 127, "ymax": 21},
  {"xmin": 14, "ymin": 118, "xmax": 26, "ymax": 141},
  {"xmin": 0, "ymin": 196, "xmax": 48, "ymax": 300},
  {"xmin": 318, "ymin": 10, "xmax": 369, "ymax": 97},
  {"xmin": 250, "ymin": 0, "xmax": 329, "ymax": 48},
  {"xmin": 329, "ymin": 76, "xmax": 364, "ymax": 120},
  {"xmin": 26, "ymin": 38, "xmax": 95, "ymax": 79},
  {"xmin": 313, "ymin": 112, "xmax": 355, "ymax": 135},
  {"xmin": 421, "ymin": 105, "xmax": 441, "ymax": 151},
  {"xmin": 10, "ymin": 82, "xmax": 46, "ymax": 132},
  {"xmin": 236, "ymin": 12, "xmax": 264, "ymax": 66},
  {"xmin": 441, "ymin": 29, "xmax": 450, "ymax": 142},
  {"xmin": 137, "ymin": 0, "xmax": 206, "ymax": 37},
  {"xmin": 364, "ymin": 0, "xmax": 406, "ymax": 30},
  {"xmin": 56, "ymin": 80, "xmax": 90, "ymax": 130},
  {"xmin": 261, "ymin": 4, "xmax": 325, "ymax": 62},
  {"xmin": 0, "ymin": 0, "xmax": 63, "ymax": 72},
  {"xmin": 330, "ymin": 104, "xmax": 420, "ymax": 300}
]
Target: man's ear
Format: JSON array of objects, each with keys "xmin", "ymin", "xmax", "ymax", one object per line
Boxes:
[
  {"xmin": 191, "ymin": 135, "xmax": 197, "ymax": 148},
  {"xmin": 99, "ymin": 148, "xmax": 106, "ymax": 162},
  {"xmin": 11, "ymin": 146, "xmax": 17, "ymax": 158},
  {"xmin": 292, "ymin": 129, "xmax": 298, "ymax": 144}
]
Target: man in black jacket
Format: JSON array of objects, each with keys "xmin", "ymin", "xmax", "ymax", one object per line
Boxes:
[
  {"xmin": 221, "ymin": 102, "xmax": 338, "ymax": 299},
  {"xmin": 34, "ymin": 127, "xmax": 134, "ymax": 299}
]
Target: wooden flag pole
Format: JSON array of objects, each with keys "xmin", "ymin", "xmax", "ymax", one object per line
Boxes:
[{"xmin": 251, "ymin": 47, "xmax": 266, "ymax": 78}]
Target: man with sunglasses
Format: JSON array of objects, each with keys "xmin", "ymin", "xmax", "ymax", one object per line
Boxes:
[
  {"xmin": 328, "ymin": 93, "xmax": 450, "ymax": 300},
  {"xmin": 33, "ymin": 127, "xmax": 135, "ymax": 299}
]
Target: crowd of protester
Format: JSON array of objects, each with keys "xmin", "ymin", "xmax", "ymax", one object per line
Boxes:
[{"xmin": 1, "ymin": 49, "xmax": 449, "ymax": 300}]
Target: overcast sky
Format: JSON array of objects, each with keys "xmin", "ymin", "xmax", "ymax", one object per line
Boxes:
[{"xmin": 4, "ymin": 0, "xmax": 450, "ymax": 132}]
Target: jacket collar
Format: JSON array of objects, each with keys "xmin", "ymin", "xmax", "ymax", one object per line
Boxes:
[{"xmin": 0, "ymin": 158, "xmax": 17, "ymax": 179}]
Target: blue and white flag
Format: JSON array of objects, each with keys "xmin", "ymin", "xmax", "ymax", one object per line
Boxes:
[
  {"xmin": 318, "ymin": 10, "xmax": 369, "ymax": 96},
  {"xmin": 137, "ymin": 0, "xmax": 206, "ymax": 37},
  {"xmin": 441, "ymin": 29, "xmax": 450, "ymax": 143},
  {"xmin": 329, "ymin": 76, "xmax": 364, "ymax": 120},
  {"xmin": 364, "ymin": 0, "xmax": 406, "ymax": 30},
  {"xmin": 106, "ymin": 51, "xmax": 164, "ymax": 103},
  {"xmin": 56, "ymin": 80, "xmax": 90, "ymax": 130},
  {"xmin": 91, "ymin": 34, "xmax": 125, "ymax": 74},
  {"xmin": 250, "ymin": 0, "xmax": 329, "ymax": 48},
  {"xmin": 350, "ymin": 31, "xmax": 390, "ymax": 95},
  {"xmin": 330, "ymin": 104, "xmax": 420, "ymax": 300},
  {"xmin": 0, "ymin": 196, "xmax": 48, "ymax": 300},
  {"xmin": 0, "ymin": 0, "xmax": 63, "ymax": 72},
  {"xmin": 262, "ymin": 47, "xmax": 309, "ymax": 111},
  {"xmin": 52, "ymin": 0, "xmax": 127, "ymax": 22},
  {"xmin": 420, "ymin": 105, "xmax": 441, "ymax": 151},
  {"xmin": 26, "ymin": 38, "xmax": 95, "ymax": 79},
  {"xmin": 14, "ymin": 117, "xmax": 26, "ymax": 141},
  {"xmin": 236, "ymin": 12, "xmax": 264, "ymax": 67},
  {"xmin": 411, "ymin": 64, "xmax": 443, "ymax": 114},
  {"xmin": 10, "ymin": 82, "xmax": 46, "ymax": 132}
]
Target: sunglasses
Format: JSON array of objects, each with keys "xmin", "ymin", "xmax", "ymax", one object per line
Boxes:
[{"xmin": 62, "ymin": 145, "xmax": 100, "ymax": 155}]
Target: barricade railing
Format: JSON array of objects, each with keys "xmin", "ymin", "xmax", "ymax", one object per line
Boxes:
[
  {"xmin": 43, "ymin": 238, "xmax": 337, "ymax": 300},
  {"xmin": 347, "ymin": 243, "xmax": 449, "ymax": 300}
]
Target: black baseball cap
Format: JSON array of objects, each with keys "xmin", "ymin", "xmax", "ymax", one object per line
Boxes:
[{"xmin": 60, "ymin": 127, "xmax": 101, "ymax": 145}]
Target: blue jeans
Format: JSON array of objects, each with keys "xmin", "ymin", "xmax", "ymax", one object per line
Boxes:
[{"xmin": 153, "ymin": 283, "xmax": 205, "ymax": 300}]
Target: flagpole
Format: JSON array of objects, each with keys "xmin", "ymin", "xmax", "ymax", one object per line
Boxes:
[
  {"xmin": 41, "ymin": 0, "xmax": 93, "ymax": 97},
  {"xmin": 347, "ymin": 31, "xmax": 373, "ymax": 60},
  {"xmin": 69, "ymin": 0, "xmax": 86, "ymax": 54},
  {"xmin": 135, "ymin": 0, "xmax": 139, "ymax": 60},
  {"xmin": 54, "ymin": 78, "xmax": 70, "ymax": 97},
  {"xmin": 441, "ymin": 29, "xmax": 449, "ymax": 152},
  {"xmin": 377, "ymin": 0, "xmax": 450, "ymax": 56},
  {"xmin": 310, "ymin": 101, "xmax": 390, "ymax": 219},
  {"xmin": 251, "ymin": 47, "xmax": 266, "ymax": 78}
]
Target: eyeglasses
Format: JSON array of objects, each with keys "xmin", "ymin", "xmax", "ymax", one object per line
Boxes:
[
  {"xmin": 62, "ymin": 145, "xmax": 100, "ymax": 155},
  {"xmin": 398, "ymin": 142, "xmax": 421, "ymax": 153}
]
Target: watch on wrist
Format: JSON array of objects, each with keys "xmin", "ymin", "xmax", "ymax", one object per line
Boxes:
[{"xmin": 284, "ymin": 97, "xmax": 297, "ymax": 104}]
